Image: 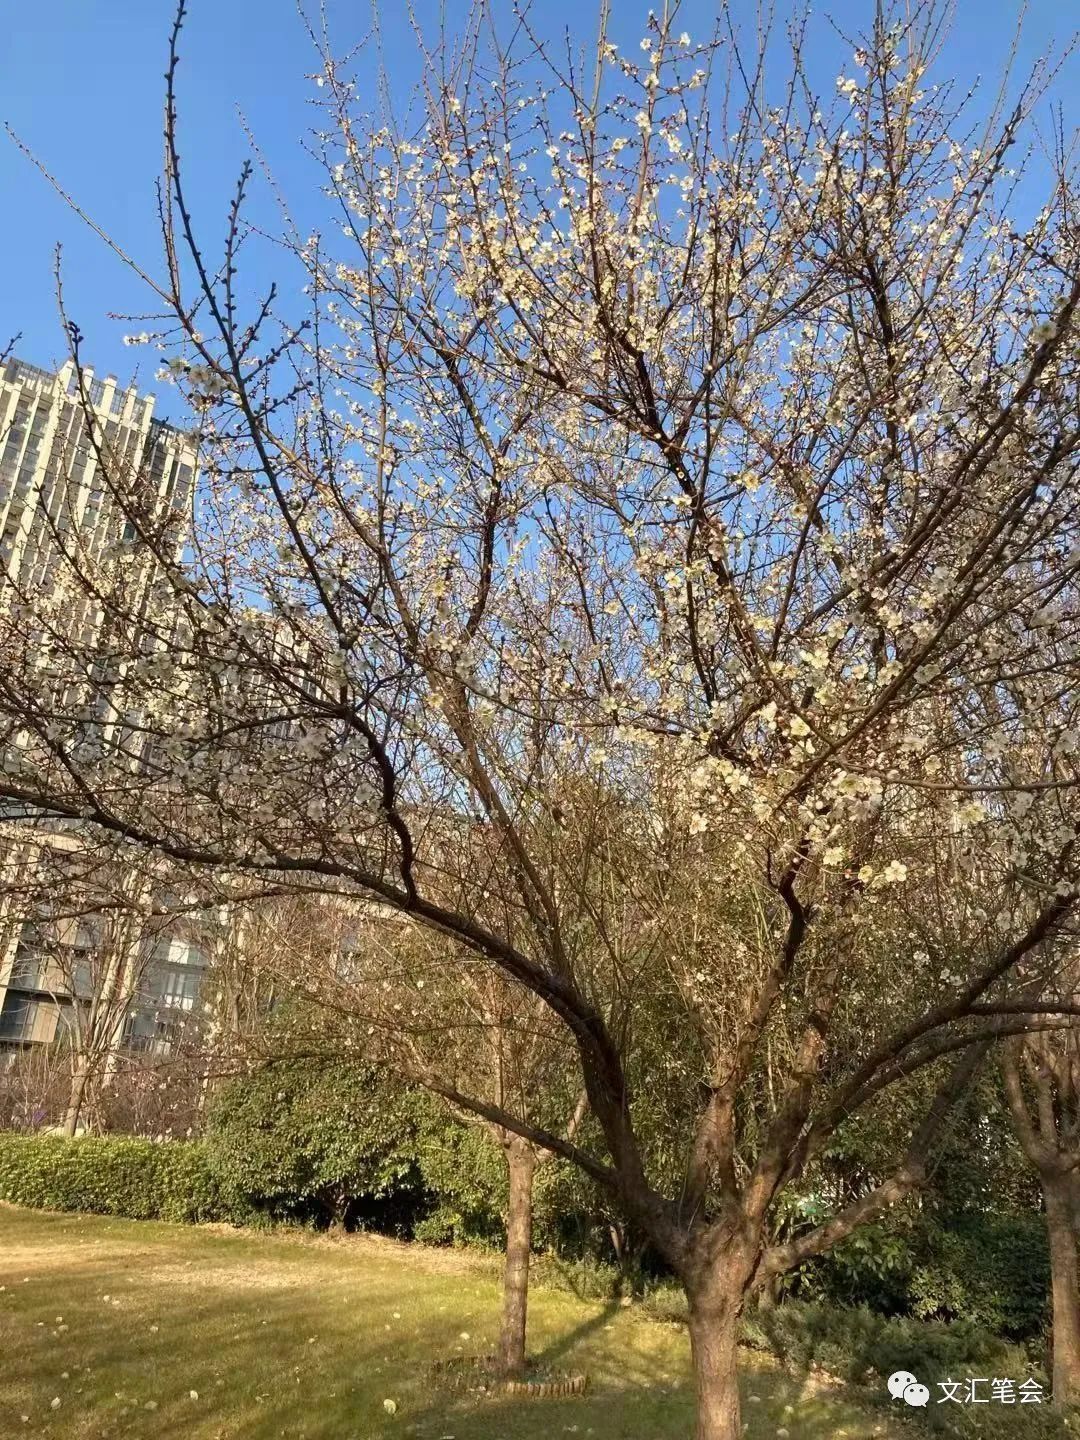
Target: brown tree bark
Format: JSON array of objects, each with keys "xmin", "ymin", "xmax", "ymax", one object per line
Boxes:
[
  {"xmin": 755, "ymin": 1272, "xmax": 779, "ymax": 1311},
  {"xmin": 1044, "ymin": 1172, "xmax": 1080, "ymax": 1405},
  {"xmin": 685, "ymin": 1258, "xmax": 750, "ymax": 1440},
  {"xmin": 1001, "ymin": 1039, "xmax": 1080, "ymax": 1405},
  {"xmin": 63, "ymin": 1061, "xmax": 90, "ymax": 1137},
  {"xmin": 497, "ymin": 1138, "xmax": 536, "ymax": 1379}
]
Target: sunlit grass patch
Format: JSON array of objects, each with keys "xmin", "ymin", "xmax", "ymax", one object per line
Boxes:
[{"xmin": 0, "ymin": 1206, "xmax": 899, "ymax": 1439}]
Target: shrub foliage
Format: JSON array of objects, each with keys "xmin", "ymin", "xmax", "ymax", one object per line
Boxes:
[
  {"xmin": 0, "ymin": 1133, "xmax": 241, "ymax": 1224},
  {"xmin": 204, "ymin": 1060, "xmax": 422, "ymax": 1228}
]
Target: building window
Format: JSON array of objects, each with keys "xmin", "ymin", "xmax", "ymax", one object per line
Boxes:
[
  {"xmin": 158, "ymin": 967, "xmax": 200, "ymax": 1011},
  {"xmin": 0, "ymin": 994, "xmax": 34, "ymax": 1041}
]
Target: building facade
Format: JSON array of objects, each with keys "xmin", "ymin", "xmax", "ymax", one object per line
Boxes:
[
  {"xmin": 0, "ymin": 356, "xmax": 205, "ymax": 1058},
  {"xmin": 0, "ymin": 356, "xmax": 196, "ymax": 597},
  {"xmin": 0, "ymin": 872, "xmax": 212, "ymax": 1056}
]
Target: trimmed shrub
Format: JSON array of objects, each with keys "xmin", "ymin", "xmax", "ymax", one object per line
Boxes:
[
  {"xmin": 801, "ymin": 1219, "xmax": 917, "ymax": 1315},
  {"xmin": 409, "ymin": 1100, "xmax": 507, "ymax": 1248},
  {"xmin": 906, "ymin": 1213, "xmax": 1049, "ymax": 1341},
  {"xmin": 800, "ymin": 1210, "xmax": 1050, "ymax": 1343},
  {"xmin": 530, "ymin": 1253, "xmax": 625, "ymax": 1302},
  {"xmin": 639, "ymin": 1281, "xmax": 689, "ymax": 1326},
  {"xmin": 0, "ymin": 1133, "xmax": 247, "ymax": 1224}
]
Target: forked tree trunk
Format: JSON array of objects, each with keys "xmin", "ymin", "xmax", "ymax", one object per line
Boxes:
[
  {"xmin": 325, "ymin": 1185, "xmax": 349, "ymax": 1231},
  {"xmin": 497, "ymin": 1138, "xmax": 536, "ymax": 1379},
  {"xmin": 1043, "ymin": 1172, "xmax": 1080, "ymax": 1405},
  {"xmin": 685, "ymin": 1258, "xmax": 750, "ymax": 1440}
]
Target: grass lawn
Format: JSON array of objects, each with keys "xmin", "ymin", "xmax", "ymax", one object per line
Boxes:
[{"xmin": 0, "ymin": 1205, "xmax": 901, "ymax": 1439}]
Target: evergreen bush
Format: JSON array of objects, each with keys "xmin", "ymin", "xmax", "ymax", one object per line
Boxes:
[{"xmin": 0, "ymin": 1133, "xmax": 245, "ymax": 1224}]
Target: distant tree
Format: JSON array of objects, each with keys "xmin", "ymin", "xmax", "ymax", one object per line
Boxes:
[
  {"xmin": 0, "ymin": 1040, "xmax": 68, "ymax": 1132},
  {"xmin": 0, "ymin": 838, "xmax": 277, "ymax": 1138},
  {"xmin": 270, "ymin": 899, "xmax": 585, "ymax": 1379},
  {"xmin": 0, "ymin": 839, "xmax": 170, "ymax": 1135}
]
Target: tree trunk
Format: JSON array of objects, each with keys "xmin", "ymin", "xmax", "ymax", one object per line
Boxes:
[
  {"xmin": 756, "ymin": 1272, "xmax": 779, "ymax": 1311},
  {"xmin": 1068, "ymin": 1170, "xmax": 1080, "ymax": 1244},
  {"xmin": 63, "ymin": 1061, "xmax": 90, "ymax": 1137},
  {"xmin": 1044, "ymin": 1172, "xmax": 1080, "ymax": 1405},
  {"xmin": 324, "ymin": 1185, "xmax": 348, "ymax": 1231},
  {"xmin": 686, "ymin": 1267, "xmax": 747, "ymax": 1440},
  {"xmin": 497, "ymin": 1138, "xmax": 536, "ymax": 1379}
]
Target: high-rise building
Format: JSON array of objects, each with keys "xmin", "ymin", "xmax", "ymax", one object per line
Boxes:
[
  {"xmin": 0, "ymin": 356, "xmax": 197, "ymax": 597},
  {"xmin": 0, "ymin": 356, "xmax": 205, "ymax": 1061},
  {"xmin": 0, "ymin": 861, "xmax": 213, "ymax": 1055}
]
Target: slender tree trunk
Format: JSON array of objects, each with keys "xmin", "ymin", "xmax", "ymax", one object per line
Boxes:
[
  {"xmin": 497, "ymin": 1138, "xmax": 536, "ymax": 1379},
  {"xmin": 63, "ymin": 1060, "xmax": 90, "ymax": 1137},
  {"xmin": 1044, "ymin": 1172, "xmax": 1080, "ymax": 1405},
  {"xmin": 685, "ymin": 1255, "xmax": 751, "ymax": 1440},
  {"xmin": 608, "ymin": 1223, "xmax": 639, "ymax": 1296}
]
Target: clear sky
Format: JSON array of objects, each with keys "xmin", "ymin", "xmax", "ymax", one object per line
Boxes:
[{"xmin": 1, "ymin": 0, "xmax": 1074, "ymax": 415}]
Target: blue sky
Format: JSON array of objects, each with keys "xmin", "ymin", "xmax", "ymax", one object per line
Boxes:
[{"xmin": 1, "ymin": 0, "xmax": 1074, "ymax": 413}]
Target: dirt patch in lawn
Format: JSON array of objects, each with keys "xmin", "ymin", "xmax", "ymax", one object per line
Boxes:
[
  {"xmin": 0, "ymin": 1235, "xmax": 162, "ymax": 1273},
  {"xmin": 144, "ymin": 1259, "xmax": 317, "ymax": 1291},
  {"xmin": 198, "ymin": 1222, "xmax": 496, "ymax": 1277}
]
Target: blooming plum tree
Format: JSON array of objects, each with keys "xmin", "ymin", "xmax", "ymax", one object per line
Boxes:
[{"xmin": 3, "ymin": 2, "xmax": 1080, "ymax": 1433}]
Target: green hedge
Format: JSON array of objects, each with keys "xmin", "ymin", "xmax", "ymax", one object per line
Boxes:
[
  {"xmin": 798, "ymin": 1212, "xmax": 1051, "ymax": 1342},
  {"xmin": 906, "ymin": 1213, "xmax": 1049, "ymax": 1340},
  {"xmin": 0, "ymin": 1133, "xmax": 251, "ymax": 1225}
]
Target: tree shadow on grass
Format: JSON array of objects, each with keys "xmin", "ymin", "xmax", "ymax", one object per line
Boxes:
[
  {"xmin": 532, "ymin": 1297, "xmax": 621, "ymax": 1370},
  {"xmin": 404, "ymin": 1363, "xmax": 891, "ymax": 1440}
]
